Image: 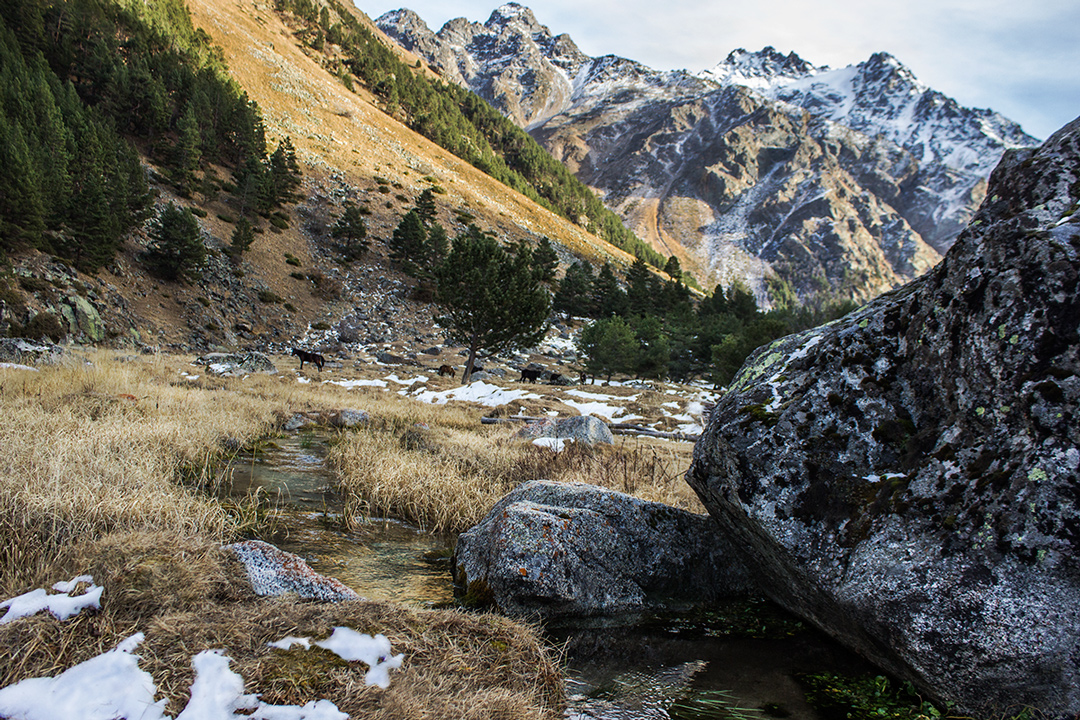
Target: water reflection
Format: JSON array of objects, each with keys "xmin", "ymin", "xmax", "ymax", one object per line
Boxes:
[
  {"xmin": 226, "ymin": 433, "xmax": 454, "ymax": 607},
  {"xmin": 555, "ymin": 619, "xmax": 870, "ymax": 720}
]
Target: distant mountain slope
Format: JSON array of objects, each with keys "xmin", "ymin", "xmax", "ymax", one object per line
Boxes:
[
  {"xmin": 377, "ymin": 4, "xmax": 1039, "ymax": 304},
  {"xmin": 701, "ymin": 48, "xmax": 1039, "ymax": 252}
]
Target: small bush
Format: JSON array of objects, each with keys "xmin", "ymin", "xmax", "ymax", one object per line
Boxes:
[
  {"xmin": 311, "ymin": 322, "xmax": 331, "ymax": 331},
  {"xmin": 269, "ymin": 215, "xmax": 289, "ymax": 230},
  {"xmin": 189, "ymin": 207, "xmax": 208, "ymax": 218},
  {"xmin": 289, "ymin": 272, "xmax": 306, "ymax": 280},
  {"xmin": 257, "ymin": 290, "xmax": 283, "ymax": 304},
  {"xmin": 216, "ymin": 213, "xmax": 235, "ymax": 223},
  {"xmin": 308, "ymin": 272, "xmax": 342, "ymax": 301},
  {"xmin": 285, "ymin": 255, "xmax": 301, "ymax": 267},
  {"xmin": 283, "ymin": 302, "xmax": 297, "ymax": 313},
  {"xmin": 23, "ymin": 312, "xmax": 66, "ymax": 342}
]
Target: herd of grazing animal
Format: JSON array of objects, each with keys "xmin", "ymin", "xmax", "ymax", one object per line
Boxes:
[{"xmin": 291, "ymin": 348, "xmax": 574, "ymax": 385}]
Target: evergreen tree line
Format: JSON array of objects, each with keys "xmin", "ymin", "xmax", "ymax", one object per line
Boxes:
[
  {"xmin": 272, "ymin": 0, "xmax": 665, "ymax": 268},
  {"xmin": 375, "ymin": 188, "xmax": 856, "ymax": 388},
  {"xmin": 560, "ymin": 257, "xmax": 859, "ymax": 386},
  {"xmin": 0, "ymin": 0, "xmax": 301, "ymax": 275}
]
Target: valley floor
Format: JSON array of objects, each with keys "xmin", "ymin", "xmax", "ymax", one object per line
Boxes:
[{"xmin": 0, "ymin": 350, "xmax": 713, "ymax": 718}]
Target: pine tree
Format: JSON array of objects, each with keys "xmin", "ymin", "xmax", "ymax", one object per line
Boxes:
[
  {"xmin": 727, "ymin": 279, "xmax": 759, "ymax": 320},
  {"xmin": 553, "ymin": 260, "xmax": 593, "ymax": 320},
  {"xmin": 532, "ymin": 236, "xmax": 559, "ymax": 285},
  {"xmin": 626, "ymin": 257, "xmax": 658, "ymax": 317},
  {"xmin": 174, "ymin": 103, "xmax": 201, "ymax": 197},
  {"xmin": 592, "ymin": 263, "xmax": 627, "ymax": 317},
  {"xmin": 633, "ymin": 314, "xmax": 670, "ymax": 379},
  {"xmin": 578, "ymin": 316, "xmax": 637, "ymax": 382},
  {"xmin": 144, "ymin": 202, "xmax": 206, "ymax": 282},
  {"xmin": 414, "ymin": 188, "xmax": 437, "ymax": 226},
  {"xmin": 434, "ymin": 227, "xmax": 550, "ymax": 383},
  {"xmin": 0, "ymin": 115, "xmax": 45, "ymax": 252},
  {"xmin": 331, "ymin": 201, "xmax": 368, "ymax": 262},
  {"xmin": 228, "ymin": 216, "xmax": 255, "ymax": 259},
  {"xmin": 423, "ymin": 221, "xmax": 448, "ymax": 270},
  {"xmin": 389, "ymin": 210, "xmax": 426, "ymax": 275}
]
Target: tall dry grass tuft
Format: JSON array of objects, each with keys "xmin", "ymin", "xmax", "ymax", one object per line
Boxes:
[
  {"xmin": 0, "ymin": 355, "xmax": 284, "ymax": 593},
  {"xmin": 330, "ymin": 422, "xmax": 703, "ymax": 533}
]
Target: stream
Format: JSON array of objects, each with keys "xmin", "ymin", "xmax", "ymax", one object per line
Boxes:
[{"xmin": 227, "ymin": 432, "xmax": 875, "ymax": 720}]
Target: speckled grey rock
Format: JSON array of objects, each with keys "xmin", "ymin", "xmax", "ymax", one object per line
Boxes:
[
  {"xmin": 453, "ymin": 480, "xmax": 753, "ymax": 618},
  {"xmin": 227, "ymin": 540, "xmax": 359, "ymax": 602},
  {"xmin": 195, "ymin": 351, "xmax": 276, "ymax": 375},
  {"xmin": 516, "ymin": 415, "xmax": 614, "ymax": 445},
  {"xmin": 687, "ymin": 118, "xmax": 1080, "ymax": 717},
  {"xmin": 0, "ymin": 338, "xmax": 66, "ymax": 365},
  {"xmin": 330, "ymin": 409, "xmax": 370, "ymax": 428}
]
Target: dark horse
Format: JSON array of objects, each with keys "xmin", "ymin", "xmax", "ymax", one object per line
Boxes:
[
  {"xmin": 438, "ymin": 364, "xmax": 456, "ymax": 378},
  {"xmin": 292, "ymin": 347, "xmax": 325, "ymax": 371}
]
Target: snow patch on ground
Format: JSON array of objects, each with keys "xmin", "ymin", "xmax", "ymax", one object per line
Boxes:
[
  {"xmin": 411, "ymin": 381, "xmax": 540, "ymax": 407},
  {"xmin": 560, "ymin": 389, "xmax": 641, "ymax": 422},
  {"xmin": 0, "ymin": 575, "xmax": 103, "ymax": 624}
]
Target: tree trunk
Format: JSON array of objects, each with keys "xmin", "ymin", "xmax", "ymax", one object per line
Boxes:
[{"xmin": 462, "ymin": 334, "xmax": 479, "ymax": 385}]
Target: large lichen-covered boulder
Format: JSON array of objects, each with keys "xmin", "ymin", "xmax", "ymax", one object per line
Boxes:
[
  {"xmin": 688, "ymin": 118, "xmax": 1080, "ymax": 717},
  {"xmin": 453, "ymin": 480, "xmax": 753, "ymax": 618}
]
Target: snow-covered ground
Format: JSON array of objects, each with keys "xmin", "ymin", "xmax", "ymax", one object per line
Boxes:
[{"xmin": 0, "ymin": 578, "xmax": 403, "ymax": 720}]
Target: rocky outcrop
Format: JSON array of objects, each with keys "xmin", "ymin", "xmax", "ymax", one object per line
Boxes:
[
  {"xmin": 687, "ymin": 118, "xmax": 1080, "ymax": 716},
  {"xmin": 453, "ymin": 480, "xmax": 753, "ymax": 617},
  {"xmin": 0, "ymin": 338, "xmax": 68, "ymax": 365}
]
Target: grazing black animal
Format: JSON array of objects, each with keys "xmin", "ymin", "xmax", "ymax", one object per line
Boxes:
[
  {"xmin": 519, "ymin": 367, "xmax": 543, "ymax": 383},
  {"xmin": 438, "ymin": 364, "xmax": 456, "ymax": 378},
  {"xmin": 292, "ymin": 347, "xmax": 325, "ymax": 371},
  {"xmin": 579, "ymin": 371, "xmax": 591, "ymax": 385}
]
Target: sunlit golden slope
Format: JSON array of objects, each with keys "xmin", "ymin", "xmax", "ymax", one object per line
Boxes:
[{"xmin": 185, "ymin": 0, "xmax": 637, "ymax": 268}]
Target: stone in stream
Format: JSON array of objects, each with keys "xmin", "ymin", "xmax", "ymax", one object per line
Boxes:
[
  {"xmin": 452, "ymin": 480, "xmax": 753, "ymax": 617},
  {"xmin": 227, "ymin": 540, "xmax": 359, "ymax": 602},
  {"xmin": 687, "ymin": 118, "xmax": 1080, "ymax": 717}
]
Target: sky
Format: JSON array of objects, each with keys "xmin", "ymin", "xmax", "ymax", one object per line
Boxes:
[{"xmin": 360, "ymin": 0, "xmax": 1080, "ymax": 141}]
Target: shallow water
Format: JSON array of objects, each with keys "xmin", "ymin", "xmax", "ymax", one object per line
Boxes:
[
  {"xmin": 226, "ymin": 432, "xmax": 454, "ymax": 607},
  {"xmin": 228, "ymin": 432, "xmax": 874, "ymax": 720}
]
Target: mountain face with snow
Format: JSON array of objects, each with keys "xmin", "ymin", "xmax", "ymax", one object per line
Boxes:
[{"xmin": 377, "ymin": 4, "xmax": 1038, "ymax": 304}]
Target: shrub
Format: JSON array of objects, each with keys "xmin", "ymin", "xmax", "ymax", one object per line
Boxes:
[{"xmin": 23, "ymin": 312, "xmax": 65, "ymax": 342}]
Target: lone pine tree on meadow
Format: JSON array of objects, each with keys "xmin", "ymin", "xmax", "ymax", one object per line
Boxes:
[{"xmin": 434, "ymin": 226, "xmax": 550, "ymax": 384}]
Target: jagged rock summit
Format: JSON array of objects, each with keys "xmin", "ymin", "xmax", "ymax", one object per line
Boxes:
[
  {"xmin": 378, "ymin": 7, "xmax": 1038, "ymax": 305},
  {"xmin": 688, "ymin": 117, "xmax": 1080, "ymax": 716}
]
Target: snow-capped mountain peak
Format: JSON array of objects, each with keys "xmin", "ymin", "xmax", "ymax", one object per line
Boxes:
[
  {"xmin": 487, "ymin": 2, "xmax": 535, "ymax": 27},
  {"xmin": 698, "ymin": 46, "xmax": 821, "ymax": 90}
]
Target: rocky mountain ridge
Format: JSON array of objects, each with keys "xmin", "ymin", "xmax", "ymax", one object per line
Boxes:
[{"xmin": 376, "ymin": 4, "xmax": 1038, "ymax": 304}]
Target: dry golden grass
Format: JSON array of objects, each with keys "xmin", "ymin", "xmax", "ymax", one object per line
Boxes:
[
  {"xmin": 0, "ymin": 532, "xmax": 564, "ymax": 719},
  {"xmin": 330, "ymin": 421, "xmax": 703, "ymax": 534},
  {"xmin": 0, "ymin": 355, "xmax": 566, "ymax": 719}
]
